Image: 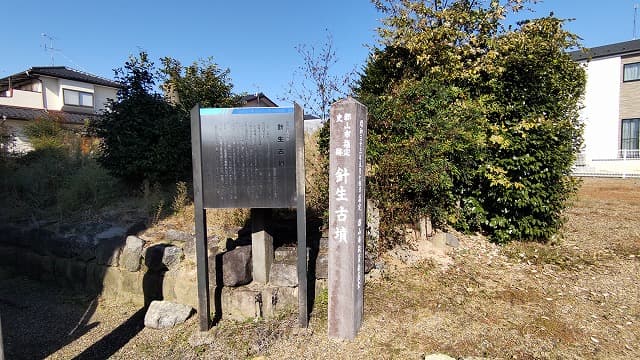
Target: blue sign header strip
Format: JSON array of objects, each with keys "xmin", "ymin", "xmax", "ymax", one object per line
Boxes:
[
  {"xmin": 200, "ymin": 108, "xmax": 228, "ymax": 116},
  {"xmin": 232, "ymin": 107, "xmax": 294, "ymax": 115},
  {"xmin": 200, "ymin": 107, "xmax": 294, "ymax": 116}
]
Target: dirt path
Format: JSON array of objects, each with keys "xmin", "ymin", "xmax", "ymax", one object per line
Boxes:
[{"xmin": 2, "ymin": 177, "xmax": 639, "ymax": 359}]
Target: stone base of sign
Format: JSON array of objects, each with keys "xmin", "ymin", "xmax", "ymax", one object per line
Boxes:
[
  {"xmin": 251, "ymin": 209, "xmax": 273, "ymax": 284},
  {"xmin": 0, "ymin": 220, "xmax": 319, "ymax": 322}
]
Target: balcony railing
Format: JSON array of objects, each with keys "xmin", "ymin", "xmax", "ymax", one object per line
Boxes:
[{"xmin": 619, "ymin": 149, "xmax": 640, "ymax": 159}]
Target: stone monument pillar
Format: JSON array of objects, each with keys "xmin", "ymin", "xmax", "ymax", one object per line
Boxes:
[{"xmin": 328, "ymin": 97, "xmax": 367, "ymax": 339}]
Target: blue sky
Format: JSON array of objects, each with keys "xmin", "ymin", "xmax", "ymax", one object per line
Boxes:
[{"xmin": 2, "ymin": 1, "xmax": 639, "ymax": 106}]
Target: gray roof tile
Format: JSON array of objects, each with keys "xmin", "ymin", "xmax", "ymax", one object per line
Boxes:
[
  {"xmin": 0, "ymin": 104, "xmax": 95, "ymax": 125},
  {"xmin": 570, "ymin": 39, "xmax": 640, "ymax": 61},
  {"xmin": 0, "ymin": 66, "xmax": 121, "ymax": 90}
]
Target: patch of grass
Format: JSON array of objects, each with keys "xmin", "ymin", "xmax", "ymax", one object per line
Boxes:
[
  {"xmin": 612, "ymin": 241, "xmax": 640, "ymax": 258},
  {"xmin": 194, "ymin": 344, "xmax": 207, "ymax": 355},
  {"xmin": 532, "ymin": 316, "xmax": 580, "ymax": 344},
  {"xmin": 210, "ymin": 313, "xmax": 297, "ymax": 357},
  {"xmin": 492, "ymin": 287, "xmax": 542, "ymax": 305},
  {"xmin": 503, "ymin": 242, "xmax": 600, "ymax": 270}
]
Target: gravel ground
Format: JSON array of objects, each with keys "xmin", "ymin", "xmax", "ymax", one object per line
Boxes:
[{"xmin": 1, "ymin": 177, "xmax": 639, "ymax": 359}]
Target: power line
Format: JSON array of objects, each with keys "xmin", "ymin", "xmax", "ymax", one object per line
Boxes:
[{"xmin": 39, "ymin": 33, "xmax": 88, "ymax": 72}]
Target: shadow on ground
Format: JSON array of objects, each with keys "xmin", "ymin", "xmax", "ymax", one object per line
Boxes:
[
  {"xmin": 0, "ymin": 271, "xmax": 98, "ymax": 359},
  {"xmin": 0, "ymin": 251, "xmax": 165, "ymax": 359}
]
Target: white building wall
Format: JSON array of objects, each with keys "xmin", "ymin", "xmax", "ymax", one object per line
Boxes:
[
  {"xmin": 42, "ymin": 77, "xmax": 61, "ymax": 110},
  {"xmin": 94, "ymin": 85, "xmax": 117, "ymax": 112},
  {"xmin": 0, "ymin": 90, "xmax": 43, "ymax": 108},
  {"xmin": 580, "ymin": 56, "xmax": 621, "ymax": 161}
]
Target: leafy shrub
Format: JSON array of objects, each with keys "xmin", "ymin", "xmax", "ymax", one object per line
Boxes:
[
  {"xmin": 23, "ymin": 115, "xmax": 68, "ymax": 150},
  {"xmin": 0, "ymin": 119, "xmax": 14, "ymax": 157},
  {"xmin": 0, "ymin": 146, "xmax": 121, "ymax": 220},
  {"xmin": 304, "ymin": 130, "xmax": 329, "ymax": 220},
  {"xmin": 355, "ymin": 1, "xmax": 586, "ymax": 245},
  {"xmin": 93, "ymin": 92, "xmax": 192, "ymax": 184},
  {"xmin": 361, "ymin": 78, "xmax": 486, "ymax": 247},
  {"xmin": 57, "ymin": 160, "xmax": 121, "ymax": 214}
]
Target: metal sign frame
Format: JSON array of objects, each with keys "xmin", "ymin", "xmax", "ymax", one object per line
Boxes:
[{"xmin": 191, "ymin": 104, "xmax": 307, "ymax": 330}]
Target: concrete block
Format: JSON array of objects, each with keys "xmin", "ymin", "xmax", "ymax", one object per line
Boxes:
[
  {"xmin": 269, "ymin": 263, "xmax": 298, "ymax": 287},
  {"xmin": 221, "ymin": 287, "xmax": 262, "ymax": 321},
  {"xmin": 261, "ymin": 286, "xmax": 297, "ymax": 318}
]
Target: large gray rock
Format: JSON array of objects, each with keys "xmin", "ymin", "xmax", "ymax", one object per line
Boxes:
[
  {"xmin": 165, "ymin": 229, "xmax": 193, "ymax": 243},
  {"xmin": 95, "ymin": 227, "xmax": 126, "ymax": 266},
  {"xmin": 269, "ymin": 263, "xmax": 298, "ymax": 287},
  {"xmin": 221, "ymin": 245, "xmax": 252, "ymax": 287},
  {"xmin": 431, "ymin": 232, "xmax": 460, "ymax": 249},
  {"xmin": 120, "ymin": 236, "xmax": 145, "ymax": 272},
  {"xmin": 144, "ymin": 300, "xmax": 193, "ymax": 329},
  {"xmin": 162, "ymin": 246, "xmax": 183, "ymax": 270},
  {"xmin": 144, "ymin": 244, "xmax": 183, "ymax": 271},
  {"xmin": 183, "ymin": 235, "xmax": 218, "ymax": 261}
]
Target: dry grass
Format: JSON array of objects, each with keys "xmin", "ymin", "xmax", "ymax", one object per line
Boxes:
[{"xmin": 47, "ymin": 178, "xmax": 640, "ymax": 359}]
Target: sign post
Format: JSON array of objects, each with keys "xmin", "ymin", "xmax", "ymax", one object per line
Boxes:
[
  {"xmin": 191, "ymin": 105, "xmax": 211, "ymax": 331},
  {"xmin": 328, "ymin": 97, "xmax": 367, "ymax": 340},
  {"xmin": 191, "ymin": 104, "xmax": 307, "ymax": 331},
  {"xmin": 0, "ymin": 313, "xmax": 4, "ymax": 360}
]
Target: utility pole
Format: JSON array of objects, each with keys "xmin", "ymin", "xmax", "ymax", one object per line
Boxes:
[
  {"xmin": 41, "ymin": 33, "xmax": 60, "ymax": 66},
  {"xmin": 0, "ymin": 313, "xmax": 5, "ymax": 360},
  {"xmin": 634, "ymin": 4, "xmax": 638, "ymax": 40}
]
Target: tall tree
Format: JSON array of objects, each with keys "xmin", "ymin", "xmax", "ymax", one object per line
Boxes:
[
  {"xmin": 160, "ymin": 57, "xmax": 239, "ymax": 111},
  {"xmin": 284, "ymin": 31, "xmax": 356, "ymax": 119},
  {"xmin": 93, "ymin": 51, "xmax": 191, "ymax": 184}
]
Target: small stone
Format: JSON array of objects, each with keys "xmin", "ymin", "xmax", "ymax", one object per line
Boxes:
[
  {"xmin": 424, "ymin": 354, "xmax": 456, "ymax": 360},
  {"xmin": 364, "ymin": 251, "xmax": 375, "ymax": 273},
  {"xmin": 444, "ymin": 233, "xmax": 459, "ymax": 248},
  {"xmin": 144, "ymin": 300, "xmax": 193, "ymax": 329}
]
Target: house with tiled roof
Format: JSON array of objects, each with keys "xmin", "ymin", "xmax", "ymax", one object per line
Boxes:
[
  {"xmin": 570, "ymin": 40, "xmax": 640, "ymax": 177},
  {"xmin": 0, "ymin": 66, "xmax": 121, "ymax": 151}
]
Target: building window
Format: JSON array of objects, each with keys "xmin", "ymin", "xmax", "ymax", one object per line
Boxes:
[
  {"xmin": 621, "ymin": 119, "xmax": 640, "ymax": 158},
  {"xmin": 623, "ymin": 62, "xmax": 640, "ymax": 82},
  {"xmin": 63, "ymin": 89, "xmax": 94, "ymax": 108}
]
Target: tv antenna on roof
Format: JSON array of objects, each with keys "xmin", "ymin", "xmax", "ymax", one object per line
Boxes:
[
  {"xmin": 41, "ymin": 33, "xmax": 61, "ymax": 66},
  {"xmin": 634, "ymin": 4, "xmax": 639, "ymax": 40}
]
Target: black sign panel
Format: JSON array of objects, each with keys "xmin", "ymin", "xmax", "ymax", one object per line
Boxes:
[{"xmin": 199, "ymin": 107, "xmax": 296, "ymax": 208}]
